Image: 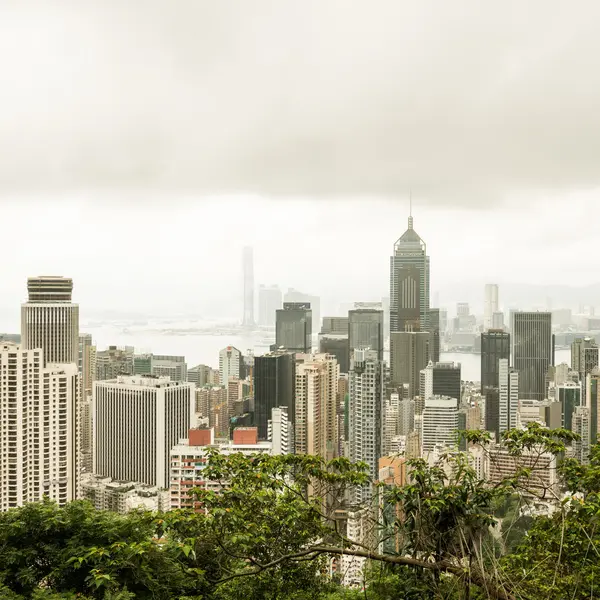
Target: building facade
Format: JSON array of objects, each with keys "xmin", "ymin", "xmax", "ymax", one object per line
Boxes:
[
  {"xmin": 484, "ymin": 284, "xmax": 499, "ymax": 331},
  {"xmin": 421, "ymin": 395, "xmax": 459, "ymax": 454},
  {"xmin": 389, "ymin": 331, "xmax": 430, "ymax": 396},
  {"xmin": 348, "ymin": 305, "xmax": 384, "ymax": 363}
]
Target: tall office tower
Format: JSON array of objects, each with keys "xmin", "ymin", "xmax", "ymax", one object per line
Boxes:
[
  {"xmin": 481, "ymin": 330, "xmax": 511, "ymax": 390},
  {"xmin": 421, "ymin": 395, "xmax": 459, "ymax": 454},
  {"xmin": 389, "ymin": 331, "xmax": 430, "ymax": 396},
  {"xmin": 498, "ymin": 359, "xmax": 519, "ymax": 437},
  {"xmin": 294, "ymin": 354, "xmax": 339, "ymax": 460},
  {"xmin": 390, "ymin": 212, "xmax": 430, "ymax": 333},
  {"xmin": 275, "ymin": 302, "xmax": 312, "ymax": 353},
  {"xmin": 78, "ymin": 333, "xmax": 96, "ymax": 398},
  {"xmin": 285, "ymin": 289, "xmax": 320, "ymax": 334},
  {"xmin": 21, "ymin": 276, "xmax": 79, "ymax": 365},
  {"xmin": 253, "ymin": 350, "xmax": 295, "ymax": 440},
  {"xmin": 242, "ymin": 246, "xmax": 255, "ymax": 327},
  {"xmin": 484, "ymin": 284, "xmax": 499, "ymax": 331},
  {"xmin": 572, "ymin": 406, "xmax": 591, "ymax": 464},
  {"xmin": 511, "ymin": 312, "xmax": 553, "ymax": 401},
  {"xmin": 318, "ymin": 334, "xmax": 349, "ymax": 374},
  {"xmin": 0, "ymin": 344, "xmax": 79, "ymax": 510},
  {"xmin": 420, "ymin": 362, "xmax": 461, "ymax": 404},
  {"xmin": 557, "ymin": 381, "xmax": 582, "ymax": 431},
  {"xmin": 96, "ymin": 346, "xmax": 134, "ymax": 380},
  {"xmin": 219, "ymin": 346, "xmax": 242, "ymax": 386},
  {"xmin": 349, "ymin": 349, "xmax": 384, "ymax": 503},
  {"xmin": 381, "ymin": 296, "xmax": 390, "ymax": 340},
  {"xmin": 93, "ymin": 375, "xmax": 194, "ymax": 488},
  {"xmin": 428, "ymin": 308, "xmax": 441, "ymax": 363},
  {"xmin": 348, "ymin": 304, "xmax": 384, "ymax": 362},
  {"xmin": 586, "ymin": 369, "xmax": 600, "ymax": 444},
  {"xmin": 492, "ymin": 312, "xmax": 505, "ymax": 330},
  {"xmin": 258, "ymin": 284, "xmax": 282, "ymax": 327},
  {"xmin": 322, "ymin": 316, "xmax": 349, "ymax": 334},
  {"xmin": 571, "ymin": 337, "xmax": 599, "ymax": 391}
]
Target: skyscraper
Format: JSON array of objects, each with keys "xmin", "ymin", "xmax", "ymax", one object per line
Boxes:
[
  {"xmin": 421, "ymin": 395, "xmax": 459, "ymax": 454},
  {"xmin": 78, "ymin": 333, "xmax": 96, "ymax": 398},
  {"xmin": 557, "ymin": 381, "xmax": 582, "ymax": 431},
  {"xmin": 420, "ymin": 362, "xmax": 461, "ymax": 404},
  {"xmin": 498, "ymin": 359, "xmax": 519, "ymax": 436},
  {"xmin": 349, "ymin": 349, "xmax": 384, "ymax": 503},
  {"xmin": 428, "ymin": 308, "xmax": 441, "ymax": 364},
  {"xmin": 511, "ymin": 312, "xmax": 553, "ymax": 401},
  {"xmin": 484, "ymin": 284, "xmax": 499, "ymax": 331},
  {"xmin": 0, "ymin": 344, "xmax": 78, "ymax": 510},
  {"xmin": 258, "ymin": 284, "xmax": 282, "ymax": 327},
  {"xmin": 219, "ymin": 346, "xmax": 242, "ymax": 386},
  {"xmin": 275, "ymin": 302, "xmax": 312, "ymax": 354},
  {"xmin": 253, "ymin": 350, "xmax": 295, "ymax": 440},
  {"xmin": 586, "ymin": 369, "xmax": 600, "ymax": 444},
  {"xmin": 21, "ymin": 276, "xmax": 79, "ymax": 365},
  {"xmin": 571, "ymin": 337, "xmax": 599, "ymax": 389},
  {"xmin": 390, "ymin": 212, "xmax": 430, "ymax": 333},
  {"xmin": 389, "ymin": 331, "xmax": 430, "ymax": 396},
  {"xmin": 481, "ymin": 330, "xmax": 510, "ymax": 390},
  {"xmin": 93, "ymin": 375, "xmax": 194, "ymax": 488},
  {"xmin": 242, "ymin": 246, "xmax": 255, "ymax": 327},
  {"xmin": 285, "ymin": 289, "xmax": 320, "ymax": 333},
  {"xmin": 348, "ymin": 304, "xmax": 384, "ymax": 362}
]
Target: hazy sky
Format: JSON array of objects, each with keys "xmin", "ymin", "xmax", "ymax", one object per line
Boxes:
[{"xmin": 1, "ymin": 2, "xmax": 599, "ymax": 319}]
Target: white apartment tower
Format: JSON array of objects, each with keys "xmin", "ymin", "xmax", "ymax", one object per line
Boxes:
[
  {"xmin": 499, "ymin": 359, "xmax": 519, "ymax": 435},
  {"xmin": 484, "ymin": 284, "xmax": 499, "ymax": 331},
  {"xmin": 268, "ymin": 406, "xmax": 293, "ymax": 455},
  {"xmin": 21, "ymin": 276, "xmax": 79, "ymax": 365},
  {"xmin": 294, "ymin": 353, "xmax": 339, "ymax": 460},
  {"xmin": 93, "ymin": 375, "xmax": 195, "ymax": 488},
  {"xmin": 421, "ymin": 395, "xmax": 459, "ymax": 454},
  {"xmin": 219, "ymin": 346, "xmax": 242, "ymax": 386},
  {"xmin": 0, "ymin": 344, "xmax": 78, "ymax": 511},
  {"xmin": 349, "ymin": 349, "xmax": 384, "ymax": 503}
]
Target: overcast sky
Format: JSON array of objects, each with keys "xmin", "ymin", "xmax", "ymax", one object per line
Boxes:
[{"xmin": 1, "ymin": 1, "xmax": 599, "ymax": 319}]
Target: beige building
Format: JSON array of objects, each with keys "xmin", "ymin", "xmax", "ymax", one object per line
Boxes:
[{"xmin": 294, "ymin": 353, "xmax": 339, "ymax": 460}]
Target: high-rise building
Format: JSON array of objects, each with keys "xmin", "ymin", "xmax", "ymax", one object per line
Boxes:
[
  {"xmin": 0, "ymin": 344, "xmax": 79, "ymax": 511},
  {"xmin": 390, "ymin": 213, "xmax": 430, "ymax": 333},
  {"xmin": 188, "ymin": 364, "xmax": 219, "ymax": 387},
  {"xmin": 258, "ymin": 285, "xmax": 282, "ymax": 327},
  {"xmin": 421, "ymin": 395, "xmax": 459, "ymax": 454},
  {"xmin": 492, "ymin": 312, "xmax": 505, "ymax": 330},
  {"xmin": 348, "ymin": 304, "xmax": 383, "ymax": 362},
  {"xmin": 511, "ymin": 312, "xmax": 553, "ymax": 401},
  {"xmin": 195, "ymin": 385, "xmax": 228, "ymax": 435},
  {"xmin": 93, "ymin": 375, "xmax": 194, "ymax": 489},
  {"xmin": 318, "ymin": 334, "xmax": 349, "ymax": 374},
  {"xmin": 96, "ymin": 346, "xmax": 134, "ymax": 380},
  {"xmin": 572, "ymin": 406, "xmax": 591, "ymax": 465},
  {"xmin": 151, "ymin": 355, "xmax": 188, "ymax": 382},
  {"xmin": 268, "ymin": 407, "xmax": 293, "ymax": 455},
  {"xmin": 78, "ymin": 333, "xmax": 96, "ymax": 398},
  {"xmin": 321, "ymin": 317, "xmax": 349, "ymax": 335},
  {"xmin": 557, "ymin": 381, "xmax": 582, "ymax": 431},
  {"xmin": 498, "ymin": 359, "xmax": 519, "ymax": 436},
  {"xmin": 481, "ymin": 330, "xmax": 510, "ymax": 389},
  {"xmin": 484, "ymin": 284, "xmax": 499, "ymax": 331},
  {"xmin": 21, "ymin": 276, "xmax": 79, "ymax": 365},
  {"xmin": 571, "ymin": 338, "xmax": 599, "ymax": 392},
  {"xmin": 275, "ymin": 302, "xmax": 312, "ymax": 354},
  {"xmin": 219, "ymin": 346, "xmax": 242, "ymax": 386},
  {"xmin": 285, "ymin": 289, "xmax": 320, "ymax": 334},
  {"xmin": 420, "ymin": 361, "xmax": 461, "ymax": 404},
  {"xmin": 349, "ymin": 349, "xmax": 384, "ymax": 503},
  {"xmin": 586, "ymin": 369, "xmax": 600, "ymax": 444},
  {"xmin": 428, "ymin": 308, "xmax": 441, "ymax": 364},
  {"xmin": 389, "ymin": 331, "xmax": 429, "ymax": 396},
  {"xmin": 253, "ymin": 350, "xmax": 295, "ymax": 440},
  {"xmin": 242, "ymin": 246, "xmax": 255, "ymax": 327},
  {"xmin": 294, "ymin": 353, "xmax": 339, "ymax": 460}
]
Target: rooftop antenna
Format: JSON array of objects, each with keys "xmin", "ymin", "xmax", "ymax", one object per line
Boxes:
[{"xmin": 408, "ymin": 190, "xmax": 414, "ymax": 229}]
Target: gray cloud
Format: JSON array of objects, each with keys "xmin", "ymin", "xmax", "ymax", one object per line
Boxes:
[{"xmin": 1, "ymin": 0, "xmax": 599, "ymax": 204}]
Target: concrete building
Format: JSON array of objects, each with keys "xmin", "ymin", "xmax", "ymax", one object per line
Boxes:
[
  {"xmin": 96, "ymin": 346, "xmax": 134, "ymax": 380},
  {"xmin": 254, "ymin": 350, "xmax": 295, "ymax": 440},
  {"xmin": 318, "ymin": 334, "xmax": 349, "ymax": 374},
  {"xmin": 169, "ymin": 427, "xmax": 271, "ymax": 510},
  {"xmin": 219, "ymin": 346, "xmax": 242, "ymax": 386},
  {"xmin": 150, "ymin": 355, "xmax": 187, "ymax": 382},
  {"xmin": 242, "ymin": 246, "xmax": 255, "ymax": 327},
  {"xmin": 78, "ymin": 333, "xmax": 96, "ymax": 398},
  {"xmin": 81, "ymin": 475, "xmax": 168, "ymax": 513},
  {"xmin": 294, "ymin": 353, "xmax": 339, "ymax": 460},
  {"xmin": 21, "ymin": 276, "xmax": 79, "ymax": 365},
  {"xmin": 258, "ymin": 284, "xmax": 282, "ymax": 327},
  {"xmin": 390, "ymin": 212, "xmax": 430, "ymax": 333},
  {"xmin": 511, "ymin": 312, "xmax": 553, "ymax": 401},
  {"xmin": 586, "ymin": 369, "xmax": 600, "ymax": 444},
  {"xmin": 428, "ymin": 308, "xmax": 441, "ymax": 364},
  {"xmin": 93, "ymin": 375, "xmax": 194, "ymax": 489},
  {"xmin": 572, "ymin": 406, "xmax": 591, "ymax": 465},
  {"xmin": 348, "ymin": 304, "xmax": 384, "ymax": 363},
  {"xmin": 499, "ymin": 359, "xmax": 519, "ymax": 437},
  {"xmin": 188, "ymin": 364, "xmax": 219, "ymax": 387},
  {"xmin": 275, "ymin": 302, "xmax": 312, "ymax": 353},
  {"xmin": 195, "ymin": 385, "xmax": 228, "ymax": 436},
  {"xmin": 572, "ymin": 338, "xmax": 599, "ymax": 400},
  {"xmin": 268, "ymin": 406, "xmax": 293, "ymax": 455},
  {"xmin": 389, "ymin": 330, "xmax": 430, "ymax": 396},
  {"xmin": 0, "ymin": 344, "xmax": 79, "ymax": 511},
  {"xmin": 322, "ymin": 316, "xmax": 349, "ymax": 335},
  {"xmin": 421, "ymin": 395, "xmax": 459, "ymax": 454},
  {"xmin": 349, "ymin": 349, "xmax": 384, "ymax": 503},
  {"xmin": 484, "ymin": 284, "xmax": 499, "ymax": 331}
]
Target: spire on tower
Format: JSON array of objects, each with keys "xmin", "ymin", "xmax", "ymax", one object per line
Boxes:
[{"xmin": 408, "ymin": 190, "xmax": 414, "ymax": 229}]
